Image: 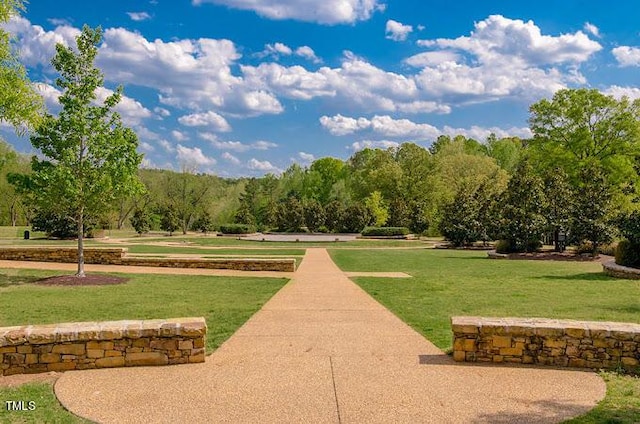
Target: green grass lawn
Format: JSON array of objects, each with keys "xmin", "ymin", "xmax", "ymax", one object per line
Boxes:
[
  {"xmin": 329, "ymin": 248, "xmax": 640, "ymax": 424},
  {"xmin": 123, "ymin": 245, "xmax": 307, "ymax": 256},
  {"xmin": 0, "ymin": 268, "xmax": 287, "ymax": 423},
  {"xmin": 0, "ymin": 269, "xmax": 287, "ymax": 352}
]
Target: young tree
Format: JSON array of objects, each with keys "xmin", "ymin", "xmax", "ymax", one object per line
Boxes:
[
  {"xmin": 364, "ymin": 191, "xmax": 388, "ymax": 227},
  {"xmin": 570, "ymin": 164, "xmax": 615, "ymax": 256},
  {"xmin": 494, "ymin": 160, "xmax": 547, "ymax": 252},
  {"xmin": 192, "ymin": 211, "xmax": 214, "ymax": 235},
  {"xmin": 23, "ymin": 26, "xmax": 143, "ymax": 276},
  {"xmin": 0, "ymin": 0, "xmax": 43, "ymax": 132},
  {"xmin": 130, "ymin": 207, "xmax": 151, "ymax": 235},
  {"xmin": 439, "ymin": 185, "xmax": 480, "ymax": 247},
  {"xmin": 303, "ymin": 198, "xmax": 325, "ymax": 232},
  {"xmin": 160, "ymin": 206, "xmax": 179, "ymax": 236},
  {"xmin": 277, "ymin": 197, "xmax": 304, "ymax": 232},
  {"xmin": 542, "ymin": 168, "xmax": 574, "ymax": 251}
]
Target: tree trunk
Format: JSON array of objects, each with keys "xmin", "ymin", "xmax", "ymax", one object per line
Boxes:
[{"xmin": 77, "ymin": 211, "xmax": 85, "ymax": 277}]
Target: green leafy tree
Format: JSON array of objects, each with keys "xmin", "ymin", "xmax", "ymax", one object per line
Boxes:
[
  {"xmin": 130, "ymin": 207, "xmax": 151, "ymax": 235},
  {"xmin": 529, "ymin": 88, "xmax": 640, "ymax": 193},
  {"xmin": 303, "ymin": 198, "xmax": 325, "ymax": 232},
  {"xmin": 387, "ymin": 197, "xmax": 410, "ymax": 228},
  {"xmin": 192, "ymin": 211, "xmax": 214, "ymax": 235},
  {"xmin": 542, "ymin": 168, "xmax": 574, "ymax": 251},
  {"xmin": 164, "ymin": 166, "xmax": 211, "ymax": 234},
  {"xmin": 277, "ymin": 197, "xmax": 304, "ymax": 232},
  {"xmin": 570, "ymin": 164, "xmax": 615, "ymax": 256},
  {"xmin": 160, "ymin": 206, "xmax": 179, "ymax": 236},
  {"xmin": 340, "ymin": 203, "xmax": 374, "ymax": 233},
  {"xmin": 0, "ymin": 0, "xmax": 43, "ymax": 132},
  {"xmin": 22, "ymin": 26, "xmax": 143, "ymax": 276},
  {"xmin": 495, "ymin": 160, "xmax": 547, "ymax": 252},
  {"xmin": 364, "ymin": 190, "xmax": 388, "ymax": 226},
  {"xmin": 324, "ymin": 200, "xmax": 344, "ymax": 233},
  {"xmin": 439, "ymin": 186, "xmax": 481, "ymax": 247}
]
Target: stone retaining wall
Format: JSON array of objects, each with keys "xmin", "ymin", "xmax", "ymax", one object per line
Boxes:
[
  {"xmin": 0, "ymin": 317, "xmax": 206, "ymax": 376},
  {"xmin": 602, "ymin": 260, "xmax": 640, "ymax": 280},
  {"xmin": 452, "ymin": 316, "xmax": 640, "ymax": 372},
  {"xmin": 0, "ymin": 247, "xmax": 296, "ymax": 272}
]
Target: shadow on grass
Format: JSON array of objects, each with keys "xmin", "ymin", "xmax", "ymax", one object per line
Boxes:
[
  {"xmin": 476, "ymin": 398, "xmax": 597, "ymax": 424},
  {"xmin": 0, "ymin": 275, "xmax": 41, "ymax": 288},
  {"xmin": 534, "ymin": 273, "xmax": 616, "ymax": 282}
]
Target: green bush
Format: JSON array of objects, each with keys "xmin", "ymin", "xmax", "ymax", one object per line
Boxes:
[
  {"xmin": 598, "ymin": 242, "xmax": 617, "ymax": 256},
  {"xmin": 219, "ymin": 223, "xmax": 256, "ymax": 234},
  {"xmin": 495, "ymin": 239, "xmax": 514, "ymax": 254},
  {"xmin": 615, "ymin": 239, "xmax": 640, "ymax": 268},
  {"xmin": 361, "ymin": 226, "xmax": 410, "ymax": 237}
]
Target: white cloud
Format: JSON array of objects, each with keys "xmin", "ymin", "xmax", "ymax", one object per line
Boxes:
[
  {"xmin": 221, "ymin": 152, "xmax": 241, "ymax": 165},
  {"xmin": 350, "ymin": 140, "xmax": 400, "ymax": 151},
  {"xmin": 47, "ymin": 18, "xmax": 72, "ymax": 26},
  {"xmin": 159, "ymin": 139, "xmax": 175, "ymax": 152},
  {"xmin": 323, "ymin": 113, "xmax": 531, "ymax": 142},
  {"xmin": 417, "ymin": 15, "xmax": 601, "ymax": 67},
  {"xmin": 171, "ymin": 130, "xmax": 189, "ymax": 142},
  {"xmin": 385, "ymin": 19, "xmax": 413, "ymax": 42},
  {"xmin": 178, "ymin": 111, "xmax": 232, "ymax": 132},
  {"xmin": 298, "ymin": 152, "xmax": 315, "ymax": 162},
  {"xmin": 319, "ymin": 114, "xmax": 371, "ymax": 135},
  {"xmin": 154, "ymin": 107, "xmax": 171, "ymax": 118},
  {"xmin": 603, "ymin": 85, "xmax": 640, "ymax": 100},
  {"xmin": 295, "ymin": 46, "xmax": 322, "ymax": 63},
  {"xmin": 260, "ymin": 42, "xmax": 293, "ymax": 58},
  {"xmin": 583, "ymin": 22, "xmax": 600, "ymax": 38},
  {"xmin": 139, "ymin": 141, "xmax": 155, "ymax": 152},
  {"xmin": 252, "ymin": 140, "xmax": 278, "ymax": 150},
  {"xmin": 127, "ymin": 12, "xmax": 152, "ymax": 21},
  {"xmin": 192, "ymin": 0, "xmax": 385, "ymax": 24},
  {"xmin": 404, "ymin": 51, "xmax": 460, "ymax": 68},
  {"xmin": 612, "ymin": 46, "xmax": 640, "ymax": 67},
  {"xmin": 176, "ymin": 144, "xmax": 216, "ymax": 166},
  {"xmin": 95, "ymin": 87, "xmax": 152, "ymax": 126},
  {"xmin": 247, "ymin": 158, "xmax": 281, "ymax": 173}
]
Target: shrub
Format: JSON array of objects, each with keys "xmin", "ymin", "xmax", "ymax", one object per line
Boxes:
[
  {"xmin": 598, "ymin": 242, "xmax": 617, "ymax": 257},
  {"xmin": 219, "ymin": 223, "xmax": 256, "ymax": 234},
  {"xmin": 340, "ymin": 204, "xmax": 374, "ymax": 233},
  {"xmin": 615, "ymin": 239, "xmax": 640, "ymax": 268},
  {"xmin": 361, "ymin": 226, "xmax": 410, "ymax": 237},
  {"xmin": 130, "ymin": 208, "xmax": 151, "ymax": 235},
  {"xmin": 575, "ymin": 241, "xmax": 594, "ymax": 255},
  {"xmin": 495, "ymin": 239, "xmax": 514, "ymax": 254}
]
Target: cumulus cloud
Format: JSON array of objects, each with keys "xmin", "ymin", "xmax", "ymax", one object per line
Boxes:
[
  {"xmin": 200, "ymin": 133, "xmax": 277, "ymax": 151},
  {"xmin": 178, "ymin": 111, "xmax": 232, "ymax": 131},
  {"xmin": 612, "ymin": 46, "xmax": 640, "ymax": 67},
  {"xmin": 322, "ymin": 114, "xmax": 531, "ymax": 141},
  {"xmin": 385, "ymin": 19, "xmax": 413, "ymax": 41},
  {"xmin": 603, "ymin": 85, "xmax": 640, "ymax": 100},
  {"xmin": 154, "ymin": 107, "xmax": 171, "ymax": 118},
  {"xmin": 298, "ymin": 151, "xmax": 315, "ymax": 162},
  {"xmin": 127, "ymin": 12, "xmax": 152, "ymax": 21},
  {"xmin": 159, "ymin": 139, "xmax": 175, "ymax": 152},
  {"xmin": 176, "ymin": 144, "xmax": 216, "ymax": 166},
  {"xmin": 247, "ymin": 158, "xmax": 281, "ymax": 173},
  {"xmin": 404, "ymin": 51, "xmax": 460, "ymax": 68},
  {"xmin": 221, "ymin": 152, "xmax": 241, "ymax": 165},
  {"xmin": 171, "ymin": 130, "xmax": 189, "ymax": 142},
  {"xmin": 350, "ymin": 140, "xmax": 400, "ymax": 151},
  {"xmin": 418, "ymin": 15, "xmax": 601, "ymax": 66},
  {"xmin": 295, "ymin": 46, "xmax": 322, "ymax": 63},
  {"xmin": 192, "ymin": 0, "xmax": 385, "ymax": 25},
  {"xmin": 95, "ymin": 87, "xmax": 152, "ymax": 126},
  {"xmin": 252, "ymin": 140, "xmax": 278, "ymax": 150},
  {"xmin": 583, "ymin": 22, "xmax": 600, "ymax": 38}
]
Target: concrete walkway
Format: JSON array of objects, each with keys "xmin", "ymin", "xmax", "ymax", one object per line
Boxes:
[{"xmin": 54, "ymin": 248, "xmax": 605, "ymax": 423}]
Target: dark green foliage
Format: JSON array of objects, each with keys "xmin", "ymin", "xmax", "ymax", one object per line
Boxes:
[
  {"xmin": 408, "ymin": 201, "xmax": 429, "ymax": 234},
  {"xmin": 130, "ymin": 208, "xmax": 151, "ymax": 235},
  {"xmin": 386, "ymin": 197, "xmax": 410, "ymax": 228},
  {"xmin": 494, "ymin": 239, "xmax": 513, "ymax": 254},
  {"xmin": 494, "ymin": 160, "xmax": 546, "ymax": 252},
  {"xmin": 361, "ymin": 226, "xmax": 409, "ymax": 236},
  {"xmin": 340, "ymin": 203, "xmax": 374, "ymax": 233},
  {"xmin": 324, "ymin": 200, "xmax": 344, "ymax": 233},
  {"xmin": 542, "ymin": 168, "xmax": 574, "ymax": 251},
  {"xmin": 439, "ymin": 187, "xmax": 481, "ymax": 246},
  {"xmin": 615, "ymin": 239, "xmax": 640, "ymax": 268},
  {"xmin": 570, "ymin": 164, "xmax": 615, "ymax": 256},
  {"xmin": 277, "ymin": 197, "xmax": 305, "ymax": 232},
  {"xmin": 617, "ymin": 211, "xmax": 640, "ymax": 245},
  {"xmin": 192, "ymin": 211, "xmax": 214, "ymax": 234},
  {"xmin": 31, "ymin": 209, "xmax": 76, "ymax": 239},
  {"xmin": 160, "ymin": 207, "xmax": 179, "ymax": 236},
  {"xmin": 303, "ymin": 198, "xmax": 325, "ymax": 232},
  {"xmin": 219, "ymin": 223, "xmax": 255, "ymax": 234}
]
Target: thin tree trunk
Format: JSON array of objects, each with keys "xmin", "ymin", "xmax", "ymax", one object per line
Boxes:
[{"xmin": 77, "ymin": 211, "xmax": 85, "ymax": 277}]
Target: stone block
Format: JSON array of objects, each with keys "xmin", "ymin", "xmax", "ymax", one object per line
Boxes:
[
  {"xmin": 188, "ymin": 352, "xmax": 205, "ymax": 363},
  {"xmin": 87, "ymin": 349, "xmax": 104, "ymax": 358},
  {"xmin": 48, "ymin": 362, "xmax": 76, "ymax": 372},
  {"xmin": 522, "ymin": 355, "xmax": 534, "ymax": 364},
  {"xmin": 621, "ymin": 357, "xmax": 639, "ymax": 367},
  {"xmin": 25, "ymin": 354, "xmax": 38, "ymax": 365},
  {"xmin": 565, "ymin": 328, "xmax": 586, "ymax": 338},
  {"xmin": 17, "ymin": 345, "xmax": 32, "ymax": 354},
  {"xmin": 569, "ymin": 358, "xmax": 587, "ymax": 368},
  {"xmin": 543, "ymin": 339, "xmax": 566, "ymax": 349},
  {"xmin": 4, "ymin": 366, "xmax": 26, "ymax": 376},
  {"xmin": 87, "ymin": 341, "xmax": 114, "ymax": 350},
  {"xmin": 125, "ymin": 352, "xmax": 168, "ymax": 366},
  {"xmin": 95, "ymin": 356, "xmax": 125, "ymax": 368},
  {"xmin": 178, "ymin": 340, "xmax": 193, "ymax": 350},
  {"xmin": 194, "ymin": 338, "xmax": 205, "ymax": 349},
  {"xmin": 105, "ymin": 350, "xmax": 122, "ymax": 357},
  {"xmin": 52, "ymin": 344, "xmax": 85, "ymax": 355},
  {"xmin": 150, "ymin": 339, "xmax": 177, "ymax": 351},
  {"xmin": 499, "ymin": 347, "xmax": 523, "ymax": 356},
  {"xmin": 0, "ymin": 346, "xmax": 16, "ymax": 354},
  {"xmin": 452, "ymin": 351, "xmax": 465, "ymax": 362},
  {"xmin": 40, "ymin": 353, "xmax": 60, "ymax": 363},
  {"xmin": 492, "ymin": 355, "xmax": 503, "ymax": 363},
  {"xmin": 6, "ymin": 353, "xmax": 25, "ymax": 364},
  {"xmin": 492, "ymin": 335, "xmax": 512, "ymax": 348},
  {"xmin": 133, "ymin": 338, "xmax": 149, "ymax": 348}
]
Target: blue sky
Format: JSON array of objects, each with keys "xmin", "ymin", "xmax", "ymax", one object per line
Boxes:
[{"xmin": 2, "ymin": 0, "xmax": 640, "ymax": 176}]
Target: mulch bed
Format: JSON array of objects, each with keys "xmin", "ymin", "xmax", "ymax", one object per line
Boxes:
[
  {"xmin": 489, "ymin": 251, "xmax": 611, "ymax": 262},
  {"xmin": 35, "ymin": 274, "xmax": 129, "ymax": 286}
]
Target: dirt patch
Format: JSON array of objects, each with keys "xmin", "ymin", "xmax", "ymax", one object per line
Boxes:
[
  {"xmin": 0, "ymin": 372, "xmax": 59, "ymax": 388},
  {"xmin": 35, "ymin": 274, "xmax": 129, "ymax": 286},
  {"xmin": 488, "ymin": 250, "xmax": 610, "ymax": 262}
]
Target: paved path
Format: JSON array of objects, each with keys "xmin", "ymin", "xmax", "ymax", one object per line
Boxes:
[{"xmin": 54, "ymin": 248, "xmax": 605, "ymax": 423}]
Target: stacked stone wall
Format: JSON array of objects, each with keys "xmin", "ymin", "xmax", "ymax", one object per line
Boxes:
[
  {"xmin": 0, "ymin": 317, "xmax": 206, "ymax": 376},
  {"xmin": 0, "ymin": 247, "xmax": 296, "ymax": 271},
  {"xmin": 452, "ymin": 316, "xmax": 640, "ymax": 372}
]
